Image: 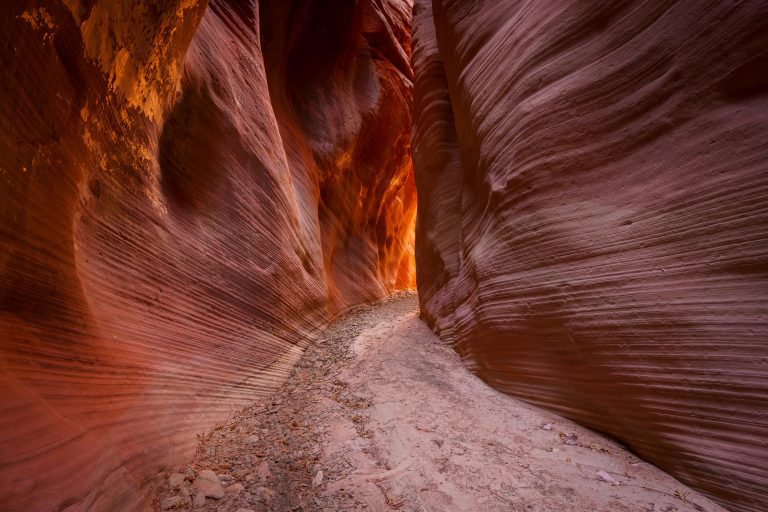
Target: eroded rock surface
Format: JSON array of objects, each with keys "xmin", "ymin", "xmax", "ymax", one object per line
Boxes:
[
  {"xmin": 0, "ymin": 1, "xmax": 414, "ymax": 510},
  {"xmin": 412, "ymin": 1, "xmax": 768, "ymax": 511}
]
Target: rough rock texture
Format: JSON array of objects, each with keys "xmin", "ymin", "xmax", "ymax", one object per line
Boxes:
[
  {"xmin": 0, "ymin": 1, "xmax": 413, "ymax": 510},
  {"xmin": 412, "ymin": 2, "xmax": 768, "ymax": 512}
]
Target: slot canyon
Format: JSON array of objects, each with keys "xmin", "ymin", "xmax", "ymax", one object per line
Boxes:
[{"xmin": 0, "ymin": 1, "xmax": 765, "ymax": 512}]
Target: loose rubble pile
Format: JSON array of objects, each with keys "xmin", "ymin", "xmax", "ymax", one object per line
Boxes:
[{"xmin": 153, "ymin": 292, "xmax": 415, "ymax": 511}]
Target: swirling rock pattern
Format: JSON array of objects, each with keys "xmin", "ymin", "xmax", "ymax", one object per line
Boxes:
[
  {"xmin": 0, "ymin": 1, "xmax": 413, "ymax": 510},
  {"xmin": 412, "ymin": 1, "xmax": 768, "ymax": 511}
]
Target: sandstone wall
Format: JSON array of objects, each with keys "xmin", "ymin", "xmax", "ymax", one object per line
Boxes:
[
  {"xmin": 412, "ymin": 1, "xmax": 768, "ymax": 511},
  {"xmin": 0, "ymin": 1, "xmax": 414, "ymax": 510}
]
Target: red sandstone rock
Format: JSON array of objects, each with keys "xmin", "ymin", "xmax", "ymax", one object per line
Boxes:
[
  {"xmin": 412, "ymin": 2, "xmax": 768, "ymax": 511},
  {"xmin": 0, "ymin": 1, "xmax": 414, "ymax": 510}
]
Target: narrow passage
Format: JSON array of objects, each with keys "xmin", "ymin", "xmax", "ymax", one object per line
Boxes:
[{"xmin": 154, "ymin": 292, "xmax": 724, "ymax": 512}]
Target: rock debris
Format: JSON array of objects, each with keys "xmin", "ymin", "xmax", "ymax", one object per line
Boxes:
[{"xmin": 153, "ymin": 292, "xmax": 724, "ymax": 512}]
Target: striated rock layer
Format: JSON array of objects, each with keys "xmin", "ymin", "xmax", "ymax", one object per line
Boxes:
[
  {"xmin": 412, "ymin": 1, "xmax": 768, "ymax": 511},
  {"xmin": 0, "ymin": 1, "xmax": 414, "ymax": 510}
]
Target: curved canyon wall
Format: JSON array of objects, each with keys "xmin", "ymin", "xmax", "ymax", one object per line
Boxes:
[
  {"xmin": 412, "ymin": 1, "xmax": 768, "ymax": 511},
  {"xmin": 0, "ymin": 1, "xmax": 414, "ymax": 510}
]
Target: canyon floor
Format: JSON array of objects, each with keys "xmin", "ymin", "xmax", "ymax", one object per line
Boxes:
[{"xmin": 153, "ymin": 292, "xmax": 725, "ymax": 512}]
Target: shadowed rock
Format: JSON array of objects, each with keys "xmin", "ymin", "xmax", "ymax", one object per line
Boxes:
[{"xmin": 412, "ymin": 1, "xmax": 768, "ymax": 511}]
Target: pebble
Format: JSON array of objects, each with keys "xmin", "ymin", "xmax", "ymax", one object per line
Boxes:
[
  {"xmin": 312, "ymin": 470, "xmax": 324, "ymax": 487},
  {"xmin": 245, "ymin": 435, "xmax": 259, "ymax": 444},
  {"xmin": 192, "ymin": 493, "xmax": 206, "ymax": 507},
  {"xmin": 194, "ymin": 469, "xmax": 225, "ymax": 499},
  {"xmin": 235, "ymin": 509, "xmax": 256, "ymax": 512},
  {"xmin": 255, "ymin": 460, "xmax": 272, "ymax": 480},
  {"xmin": 596, "ymin": 470, "xmax": 620, "ymax": 486},
  {"xmin": 161, "ymin": 496, "xmax": 186, "ymax": 510},
  {"xmin": 167, "ymin": 472, "xmax": 185, "ymax": 489},
  {"xmin": 227, "ymin": 483, "xmax": 245, "ymax": 495},
  {"xmin": 254, "ymin": 486, "xmax": 276, "ymax": 500}
]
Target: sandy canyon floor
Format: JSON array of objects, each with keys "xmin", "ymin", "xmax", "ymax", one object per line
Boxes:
[{"xmin": 153, "ymin": 292, "xmax": 725, "ymax": 512}]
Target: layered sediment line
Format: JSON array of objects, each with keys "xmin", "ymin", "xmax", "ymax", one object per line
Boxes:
[
  {"xmin": 0, "ymin": 1, "xmax": 414, "ymax": 510},
  {"xmin": 412, "ymin": 2, "xmax": 768, "ymax": 511}
]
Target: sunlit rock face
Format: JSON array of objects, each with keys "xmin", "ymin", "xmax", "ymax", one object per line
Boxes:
[
  {"xmin": 259, "ymin": 0, "xmax": 416, "ymax": 306},
  {"xmin": 0, "ymin": 0, "xmax": 413, "ymax": 510},
  {"xmin": 412, "ymin": 1, "xmax": 768, "ymax": 511}
]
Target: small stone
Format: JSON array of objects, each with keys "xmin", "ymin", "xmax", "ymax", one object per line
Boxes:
[
  {"xmin": 194, "ymin": 469, "xmax": 225, "ymax": 499},
  {"xmin": 184, "ymin": 467, "xmax": 195, "ymax": 479},
  {"xmin": 255, "ymin": 461, "xmax": 271, "ymax": 480},
  {"xmin": 168, "ymin": 472, "xmax": 185, "ymax": 489},
  {"xmin": 227, "ymin": 483, "xmax": 245, "ymax": 495},
  {"xmin": 192, "ymin": 493, "xmax": 207, "ymax": 507},
  {"xmin": 245, "ymin": 435, "xmax": 259, "ymax": 444},
  {"xmin": 161, "ymin": 496, "xmax": 185, "ymax": 510},
  {"xmin": 312, "ymin": 470, "xmax": 324, "ymax": 487},
  {"xmin": 254, "ymin": 486, "xmax": 276, "ymax": 500},
  {"xmin": 235, "ymin": 509, "xmax": 256, "ymax": 512},
  {"xmin": 596, "ymin": 470, "xmax": 620, "ymax": 486},
  {"xmin": 541, "ymin": 423, "xmax": 553, "ymax": 431}
]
